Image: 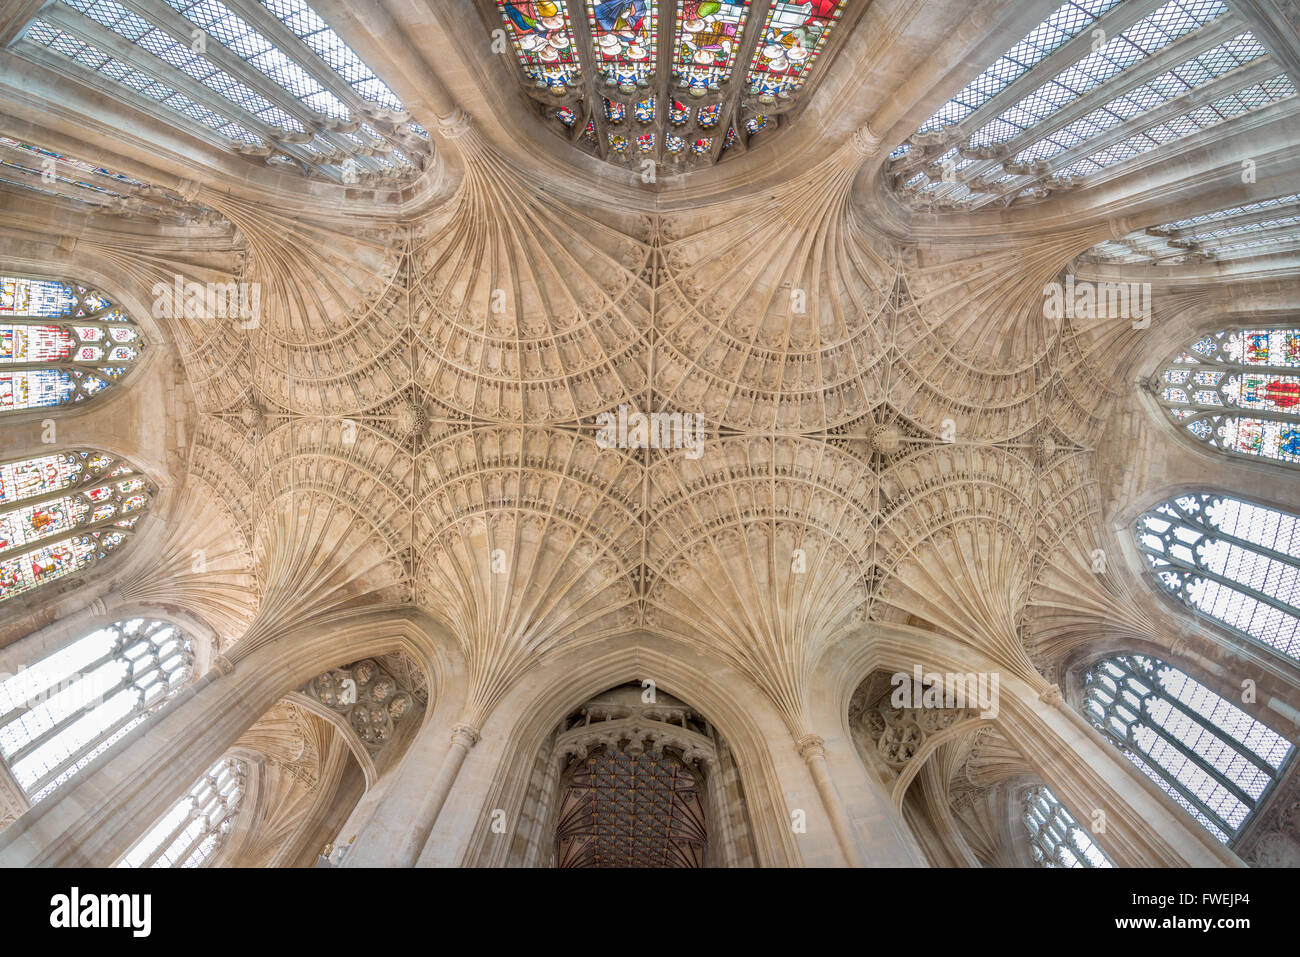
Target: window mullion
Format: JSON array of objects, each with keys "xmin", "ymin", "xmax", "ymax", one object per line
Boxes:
[
  {"xmin": 39, "ymin": 5, "xmax": 280, "ymax": 144},
  {"xmin": 211, "ymin": 0, "xmax": 375, "ymax": 120},
  {"xmin": 24, "ymin": 702, "xmax": 145, "ymax": 796},
  {"xmin": 705, "ymin": 0, "xmax": 773, "ymax": 165},
  {"xmin": 0, "ymin": 518, "xmax": 139, "ymax": 565},
  {"xmin": 951, "ymin": 0, "xmax": 1171, "ymax": 145},
  {"xmin": 1134, "ymin": 701, "xmax": 1264, "ymax": 805},
  {"xmin": 952, "ymin": 13, "xmax": 1248, "ymax": 189},
  {"xmin": 112, "ymin": 0, "xmax": 324, "ymax": 132},
  {"xmin": 5, "ymin": 667, "xmax": 140, "ymax": 766},
  {"xmin": 0, "ymin": 646, "xmax": 123, "ymax": 732},
  {"xmin": 140, "ymin": 801, "xmax": 200, "ymax": 868},
  {"xmin": 1006, "ymin": 14, "xmax": 1248, "ymax": 161},
  {"xmin": 1033, "ymin": 54, "xmax": 1281, "ymax": 181},
  {"xmin": 1118, "ymin": 732, "xmax": 1239, "ymax": 836}
]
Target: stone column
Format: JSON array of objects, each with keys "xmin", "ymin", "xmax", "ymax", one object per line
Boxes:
[
  {"xmin": 797, "ymin": 733, "xmax": 866, "ymax": 867},
  {"xmin": 398, "ymin": 722, "xmax": 480, "ymax": 867},
  {"xmin": 702, "ymin": 755, "xmax": 738, "ymax": 867}
]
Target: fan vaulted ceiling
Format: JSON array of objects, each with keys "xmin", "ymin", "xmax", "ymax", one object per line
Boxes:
[{"xmin": 2, "ymin": 0, "xmax": 1300, "ymax": 871}]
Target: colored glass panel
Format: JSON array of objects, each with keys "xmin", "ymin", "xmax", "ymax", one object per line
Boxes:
[
  {"xmin": 672, "ymin": 0, "xmax": 751, "ymax": 95},
  {"xmin": 1156, "ymin": 327, "xmax": 1300, "ymax": 467},
  {"xmin": 0, "ymin": 275, "xmax": 142, "ymax": 415},
  {"xmin": 745, "ymin": 0, "xmax": 846, "ymax": 100},
  {"xmin": 587, "ymin": 0, "xmax": 657, "ymax": 91},
  {"xmin": 496, "ymin": 0, "xmax": 582, "ymax": 90},
  {"xmin": 0, "ymin": 451, "xmax": 152, "ymax": 603}
]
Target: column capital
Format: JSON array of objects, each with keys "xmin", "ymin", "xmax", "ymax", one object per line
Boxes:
[
  {"xmin": 450, "ymin": 723, "xmax": 481, "ymax": 747},
  {"xmin": 795, "ymin": 733, "xmax": 826, "ymax": 760}
]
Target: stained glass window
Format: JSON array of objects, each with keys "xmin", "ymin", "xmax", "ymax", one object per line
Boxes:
[
  {"xmin": 1154, "ymin": 327, "xmax": 1300, "ymax": 467},
  {"xmin": 588, "ymin": 0, "xmax": 658, "ymax": 93},
  {"xmin": 672, "ymin": 0, "xmax": 751, "ymax": 96},
  {"xmin": 0, "ymin": 450, "xmax": 153, "ymax": 604},
  {"xmin": 0, "ymin": 618, "xmax": 193, "ymax": 803},
  {"xmin": 1135, "ymin": 492, "xmax": 1300, "ymax": 662},
  {"xmin": 118, "ymin": 757, "xmax": 245, "ymax": 867},
  {"xmin": 490, "ymin": 0, "xmax": 843, "ymax": 167},
  {"xmin": 745, "ymin": 0, "xmax": 847, "ymax": 102},
  {"xmin": 2, "ymin": 274, "xmax": 144, "ymax": 415},
  {"xmin": 1022, "ymin": 785, "xmax": 1113, "ymax": 867},
  {"xmin": 496, "ymin": 0, "xmax": 582, "ymax": 92},
  {"xmin": 1083, "ymin": 654, "xmax": 1292, "ymax": 843}
]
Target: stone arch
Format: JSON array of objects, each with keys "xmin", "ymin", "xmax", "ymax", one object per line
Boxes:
[
  {"xmin": 441, "ymin": 631, "xmax": 813, "ymax": 867},
  {"xmin": 0, "ymin": 606, "xmax": 466, "ymax": 867}
]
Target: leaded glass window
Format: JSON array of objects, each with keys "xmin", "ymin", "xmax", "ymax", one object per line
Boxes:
[
  {"xmin": 0, "ymin": 618, "xmax": 194, "ymax": 803},
  {"xmin": 118, "ymin": 757, "xmax": 245, "ymax": 867},
  {"xmin": 0, "ymin": 450, "xmax": 153, "ymax": 604},
  {"xmin": 0, "ymin": 449, "xmax": 153, "ymax": 600},
  {"xmin": 744, "ymin": 0, "xmax": 846, "ymax": 101},
  {"xmin": 2, "ymin": 274, "xmax": 144, "ymax": 415},
  {"xmin": 8, "ymin": 0, "xmax": 426, "ymax": 184},
  {"xmin": 1022, "ymin": 784, "xmax": 1114, "ymax": 867},
  {"xmin": 1153, "ymin": 327, "xmax": 1300, "ymax": 468},
  {"xmin": 1083, "ymin": 654, "xmax": 1293, "ymax": 843},
  {"xmin": 891, "ymin": 0, "xmax": 1296, "ymax": 210},
  {"xmin": 489, "ymin": 0, "xmax": 845, "ymax": 169},
  {"xmin": 0, "ymin": 137, "xmax": 210, "ymax": 222},
  {"xmin": 1081, "ymin": 190, "xmax": 1300, "ymax": 264},
  {"xmin": 1135, "ymin": 493, "xmax": 1300, "ymax": 662}
]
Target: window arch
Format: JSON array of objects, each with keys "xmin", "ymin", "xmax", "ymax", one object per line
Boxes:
[
  {"xmin": 890, "ymin": 0, "xmax": 1295, "ymax": 211},
  {"xmin": 10, "ymin": 0, "xmax": 428, "ymax": 185},
  {"xmin": 0, "ymin": 618, "xmax": 194, "ymax": 803},
  {"xmin": 1083, "ymin": 654, "xmax": 1293, "ymax": 843},
  {"xmin": 1134, "ymin": 492, "xmax": 1300, "ymax": 662},
  {"xmin": 118, "ymin": 757, "xmax": 246, "ymax": 868},
  {"xmin": 0, "ymin": 449, "xmax": 154, "ymax": 603},
  {"xmin": 1153, "ymin": 325, "xmax": 1300, "ymax": 467},
  {"xmin": 1022, "ymin": 784, "xmax": 1113, "ymax": 867},
  {"xmin": 2, "ymin": 273, "xmax": 145, "ymax": 415},
  {"xmin": 491, "ymin": 0, "xmax": 848, "ymax": 169}
]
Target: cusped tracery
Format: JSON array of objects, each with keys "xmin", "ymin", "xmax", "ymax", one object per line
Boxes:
[
  {"xmin": 2, "ymin": 273, "xmax": 145, "ymax": 415},
  {"xmin": 1153, "ymin": 325, "xmax": 1300, "ymax": 467},
  {"xmin": 1134, "ymin": 492, "xmax": 1300, "ymax": 663},
  {"xmin": 0, "ymin": 450, "xmax": 154, "ymax": 604},
  {"xmin": 490, "ymin": 0, "xmax": 849, "ymax": 169},
  {"xmin": 1083, "ymin": 653, "xmax": 1293, "ymax": 843}
]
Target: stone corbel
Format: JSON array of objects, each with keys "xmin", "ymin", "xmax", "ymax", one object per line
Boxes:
[
  {"xmin": 436, "ymin": 109, "xmax": 473, "ymax": 140},
  {"xmin": 850, "ymin": 124, "xmax": 881, "ymax": 157}
]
